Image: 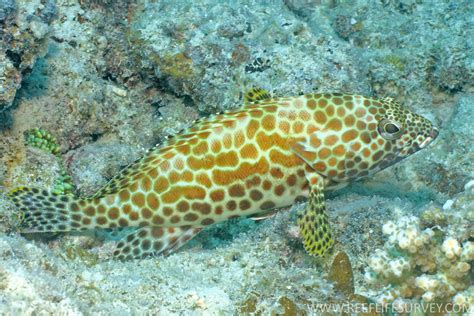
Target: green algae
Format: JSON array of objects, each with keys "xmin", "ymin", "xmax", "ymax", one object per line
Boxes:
[
  {"xmin": 26, "ymin": 128, "xmax": 61, "ymax": 156},
  {"xmin": 239, "ymin": 291, "xmax": 261, "ymax": 315},
  {"xmin": 153, "ymin": 52, "xmax": 195, "ymax": 80},
  {"xmin": 25, "ymin": 128, "xmax": 75, "ymax": 195},
  {"xmin": 277, "ymin": 296, "xmax": 305, "ymax": 315},
  {"xmin": 62, "ymin": 244, "xmax": 99, "ymax": 267},
  {"xmin": 383, "ymin": 55, "xmax": 406, "ymax": 72},
  {"xmin": 0, "ymin": 269, "xmax": 7, "ymax": 291}
]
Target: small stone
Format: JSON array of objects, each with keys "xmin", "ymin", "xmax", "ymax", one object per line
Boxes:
[
  {"xmin": 111, "ymin": 86, "xmax": 127, "ymax": 97},
  {"xmin": 442, "ymin": 199, "xmax": 454, "ymax": 211},
  {"xmin": 464, "ymin": 180, "xmax": 474, "ymax": 191},
  {"xmin": 29, "ymin": 21, "xmax": 49, "ymax": 39}
]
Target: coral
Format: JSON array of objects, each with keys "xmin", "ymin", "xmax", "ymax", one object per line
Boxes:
[
  {"xmin": 325, "ymin": 0, "xmax": 473, "ymax": 109},
  {"xmin": 0, "ymin": 52, "xmax": 21, "ymax": 112},
  {"xmin": 0, "ymin": 0, "xmax": 55, "ymax": 111},
  {"xmin": 364, "ymin": 183, "xmax": 474, "ymax": 311},
  {"xmin": 441, "ymin": 237, "xmax": 462, "ymax": 260},
  {"xmin": 452, "ymin": 287, "xmax": 474, "ymax": 310},
  {"xmin": 128, "ymin": 1, "xmax": 366, "ymax": 112},
  {"xmin": 381, "ymin": 217, "xmax": 434, "ymax": 256}
]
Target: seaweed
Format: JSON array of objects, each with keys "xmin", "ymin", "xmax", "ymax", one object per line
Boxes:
[{"xmin": 24, "ymin": 128, "xmax": 75, "ymax": 195}]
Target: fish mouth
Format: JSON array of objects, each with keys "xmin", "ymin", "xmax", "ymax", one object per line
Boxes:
[
  {"xmin": 419, "ymin": 127, "xmax": 439, "ymax": 149},
  {"xmin": 430, "ymin": 127, "xmax": 439, "ymax": 140}
]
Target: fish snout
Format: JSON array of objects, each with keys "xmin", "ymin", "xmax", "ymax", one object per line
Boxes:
[{"xmin": 419, "ymin": 127, "xmax": 439, "ymax": 149}]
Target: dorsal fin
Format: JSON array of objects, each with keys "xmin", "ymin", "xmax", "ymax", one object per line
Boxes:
[
  {"xmin": 90, "ymin": 107, "xmax": 260, "ymax": 199},
  {"xmin": 244, "ymin": 87, "xmax": 272, "ymax": 104}
]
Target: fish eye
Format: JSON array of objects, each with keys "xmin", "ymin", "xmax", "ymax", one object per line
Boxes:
[
  {"xmin": 378, "ymin": 119, "xmax": 403, "ymax": 140},
  {"xmin": 385, "ymin": 123, "xmax": 399, "ymax": 134}
]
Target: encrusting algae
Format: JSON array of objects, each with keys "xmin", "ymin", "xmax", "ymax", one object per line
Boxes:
[{"xmin": 7, "ymin": 89, "xmax": 438, "ymax": 260}]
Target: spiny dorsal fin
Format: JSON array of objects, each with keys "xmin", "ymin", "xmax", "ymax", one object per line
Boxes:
[{"xmin": 244, "ymin": 87, "xmax": 272, "ymax": 104}]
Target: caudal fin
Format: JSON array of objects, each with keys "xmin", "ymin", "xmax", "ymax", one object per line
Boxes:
[
  {"xmin": 7, "ymin": 186, "xmax": 84, "ymax": 233},
  {"xmin": 7, "ymin": 186, "xmax": 203, "ymax": 260}
]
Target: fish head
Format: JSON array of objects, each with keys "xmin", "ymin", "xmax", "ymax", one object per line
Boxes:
[
  {"xmin": 345, "ymin": 96, "xmax": 439, "ymax": 180},
  {"xmin": 303, "ymin": 94, "xmax": 439, "ymax": 183},
  {"xmin": 377, "ymin": 97, "xmax": 438, "ymax": 156}
]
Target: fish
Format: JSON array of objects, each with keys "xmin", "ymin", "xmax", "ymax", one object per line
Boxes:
[{"xmin": 7, "ymin": 89, "xmax": 439, "ymax": 260}]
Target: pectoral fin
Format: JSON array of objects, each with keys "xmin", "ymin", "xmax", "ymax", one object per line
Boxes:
[{"xmin": 298, "ymin": 171, "xmax": 334, "ymax": 256}]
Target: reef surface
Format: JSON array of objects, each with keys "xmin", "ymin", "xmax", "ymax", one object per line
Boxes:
[{"xmin": 0, "ymin": 0, "xmax": 472, "ymax": 314}]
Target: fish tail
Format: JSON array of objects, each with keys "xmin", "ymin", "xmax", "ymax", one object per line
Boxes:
[{"xmin": 7, "ymin": 186, "xmax": 92, "ymax": 233}]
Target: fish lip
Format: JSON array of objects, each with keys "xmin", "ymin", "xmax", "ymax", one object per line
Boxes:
[
  {"xmin": 419, "ymin": 137, "xmax": 432, "ymax": 149},
  {"xmin": 430, "ymin": 127, "xmax": 439, "ymax": 140},
  {"xmin": 418, "ymin": 127, "xmax": 439, "ymax": 149},
  {"xmin": 419, "ymin": 127, "xmax": 438, "ymax": 149}
]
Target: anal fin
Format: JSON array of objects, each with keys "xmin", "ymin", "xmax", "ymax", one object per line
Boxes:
[{"xmin": 113, "ymin": 226, "xmax": 202, "ymax": 260}]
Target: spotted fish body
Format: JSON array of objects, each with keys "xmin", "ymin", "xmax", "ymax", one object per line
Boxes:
[{"xmin": 8, "ymin": 92, "xmax": 438, "ymax": 260}]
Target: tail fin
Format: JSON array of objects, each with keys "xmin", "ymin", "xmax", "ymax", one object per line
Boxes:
[{"xmin": 7, "ymin": 186, "xmax": 84, "ymax": 233}]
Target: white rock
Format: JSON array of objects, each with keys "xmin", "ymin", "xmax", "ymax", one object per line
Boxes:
[
  {"xmin": 442, "ymin": 199, "xmax": 454, "ymax": 211},
  {"xmin": 111, "ymin": 86, "xmax": 127, "ymax": 97},
  {"xmin": 464, "ymin": 179, "xmax": 474, "ymax": 191}
]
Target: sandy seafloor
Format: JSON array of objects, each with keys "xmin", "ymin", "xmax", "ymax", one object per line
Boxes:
[{"xmin": 0, "ymin": 0, "xmax": 473, "ymax": 314}]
